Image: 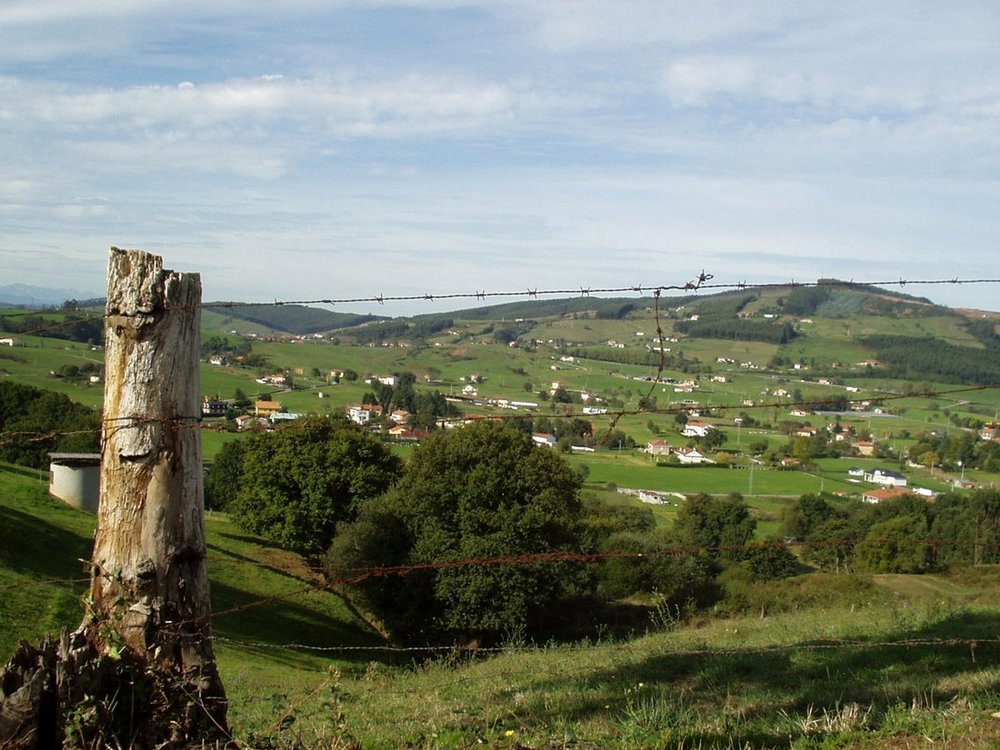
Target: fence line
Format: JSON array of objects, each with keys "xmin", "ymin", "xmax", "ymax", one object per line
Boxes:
[
  {"xmin": 189, "ymin": 275, "xmax": 1000, "ymax": 310},
  {"xmin": 209, "ymin": 634, "xmax": 1000, "ymax": 659},
  {"xmin": 189, "ymin": 535, "xmax": 1000, "ymax": 628},
  {"xmin": 4, "ymin": 275, "xmax": 1000, "ymax": 335}
]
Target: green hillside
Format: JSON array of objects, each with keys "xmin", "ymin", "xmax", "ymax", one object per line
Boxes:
[
  {"xmin": 203, "ymin": 303, "xmax": 382, "ymax": 335},
  {"xmin": 3, "ymin": 467, "xmax": 1000, "ymax": 747}
]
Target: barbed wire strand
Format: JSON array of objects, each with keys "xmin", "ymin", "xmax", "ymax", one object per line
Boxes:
[
  {"xmin": 193, "ymin": 276, "xmax": 1000, "ymax": 311},
  {"xmin": 4, "ymin": 277, "xmax": 1000, "ymax": 339},
  {"xmin": 209, "ymin": 634, "xmax": 1000, "ymax": 658},
  {"xmin": 180, "ymin": 535, "xmax": 1000, "ymax": 628}
]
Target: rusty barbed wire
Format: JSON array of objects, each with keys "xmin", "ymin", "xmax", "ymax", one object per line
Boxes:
[
  {"xmin": 187, "ymin": 535, "xmax": 1000, "ymax": 628},
  {"xmin": 191, "ymin": 275, "xmax": 1000, "ymax": 310},
  {"xmin": 208, "ymin": 634, "xmax": 1000, "ymax": 658}
]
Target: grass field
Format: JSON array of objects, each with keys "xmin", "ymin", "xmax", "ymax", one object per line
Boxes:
[{"xmin": 3, "ymin": 466, "xmax": 1000, "ymax": 748}]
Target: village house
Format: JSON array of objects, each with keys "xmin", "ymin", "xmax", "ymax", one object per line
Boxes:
[
  {"xmin": 646, "ymin": 439, "xmax": 672, "ymax": 456},
  {"xmin": 675, "ymin": 447, "xmax": 710, "ymax": 464},
  {"xmin": 532, "ymin": 433, "xmax": 557, "ymax": 448},
  {"xmin": 235, "ymin": 414, "xmax": 261, "ymax": 431},
  {"xmin": 862, "ymin": 488, "xmax": 911, "ymax": 504},
  {"xmin": 253, "ymin": 400, "xmax": 282, "ymax": 417},
  {"xmin": 981, "ymin": 423, "xmax": 999, "ymax": 441},
  {"xmin": 347, "ymin": 404, "xmax": 383, "ymax": 425},
  {"xmin": 864, "ymin": 467, "xmax": 908, "ymax": 488},
  {"xmin": 854, "ymin": 440, "xmax": 875, "ymax": 456},
  {"xmin": 681, "ymin": 421, "xmax": 714, "ymax": 438},
  {"xmin": 201, "ymin": 397, "xmax": 228, "ymax": 417}
]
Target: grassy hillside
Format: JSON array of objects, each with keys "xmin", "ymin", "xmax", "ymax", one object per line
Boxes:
[
  {"xmin": 0, "ymin": 466, "xmax": 383, "ymax": 673},
  {"xmin": 203, "ymin": 303, "xmax": 382, "ymax": 335},
  {"xmin": 4, "ymin": 467, "xmax": 1000, "ymax": 748}
]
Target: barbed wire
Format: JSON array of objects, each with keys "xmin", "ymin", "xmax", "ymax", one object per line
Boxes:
[
  {"xmin": 186, "ymin": 535, "xmax": 1000, "ymax": 628},
  {"xmin": 209, "ymin": 634, "xmax": 1000, "ymax": 658},
  {"xmin": 4, "ymin": 277, "xmax": 1000, "ymax": 340},
  {"xmin": 194, "ymin": 276, "xmax": 1000, "ymax": 310}
]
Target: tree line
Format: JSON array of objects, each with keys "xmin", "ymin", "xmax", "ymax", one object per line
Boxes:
[
  {"xmin": 0, "ymin": 382, "xmax": 100, "ymax": 467},
  {"xmin": 211, "ymin": 419, "xmax": 801, "ymax": 644},
  {"xmin": 783, "ymin": 490, "xmax": 1000, "ymax": 572},
  {"xmin": 860, "ymin": 334, "xmax": 1000, "ymax": 385}
]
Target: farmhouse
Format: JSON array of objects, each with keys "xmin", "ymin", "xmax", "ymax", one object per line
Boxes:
[
  {"xmin": 864, "ymin": 467, "xmax": 908, "ymax": 488},
  {"xmin": 675, "ymin": 447, "xmax": 710, "ymax": 464},
  {"xmin": 854, "ymin": 440, "xmax": 875, "ymax": 456},
  {"xmin": 254, "ymin": 400, "xmax": 282, "ymax": 416},
  {"xmin": 646, "ymin": 439, "xmax": 672, "ymax": 456},
  {"xmin": 48, "ymin": 453, "xmax": 101, "ymax": 513},
  {"xmin": 681, "ymin": 421, "xmax": 714, "ymax": 438},
  {"xmin": 347, "ymin": 404, "xmax": 383, "ymax": 425},
  {"xmin": 862, "ymin": 488, "xmax": 911, "ymax": 504},
  {"xmin": 201, "ymin": 397, "xmax": 228, "ymax": 417},
  {"xmin": 532, "ymin": 433, "xmax": 557, "ymax": 448}
]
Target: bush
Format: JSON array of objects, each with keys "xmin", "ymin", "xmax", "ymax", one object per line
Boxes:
[
  {"xmin": 229, "ymin": 418, "xmax": 402, "ymax": 556},
  {"xmin": 327, "ymin": 421, "xmax": 590, "ymax": 643}
]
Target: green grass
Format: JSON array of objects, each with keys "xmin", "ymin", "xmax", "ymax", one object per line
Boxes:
[
  {"xmin": 3, "ymin": 467, "xmax": 1000, "ymax": 748},
  {"xmin": 572, "ymin": 452, "xmax": 827, "ymax": 497},
  {"xmin": 0, "ymin": 466, "xmax": 382, "ymax": 666},
  {"xmin": 225, "ymin": 593, "xmax": 1000, "ymax": 749}
]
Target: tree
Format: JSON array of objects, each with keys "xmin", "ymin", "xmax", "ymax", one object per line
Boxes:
[
  {"xmin": 328, "ymin": 421, "xmax": 589, "ymax": 643},
  {"xmin": 698, "ymin": 427, "xmax": 725, "ymax": 451},
  {"xmin": 671, "ymin": 493, "xmax": 756, "ymax": 567},
  {"xmin": 0, "ymin": 382, "xmax": 100, "ymax": 467},
  {"xmin": 204, "ymin": 438, "xmax": 245, "ymax": 511},
  {"xmin": 230, "ymin": 418, "xmax": 402, "ymax": 555},
  {"xmin": 782, "ymin": 494, "xmax": 841, "ymax": 541},
  {"xmin": 855, "ymin": 516, "xmax": 932, "ymax": 573}
]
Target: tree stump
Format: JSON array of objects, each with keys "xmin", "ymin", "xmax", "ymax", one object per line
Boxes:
[{"xmin": 0, "ymin": 248, "xmax": 230, "ymax": 749}]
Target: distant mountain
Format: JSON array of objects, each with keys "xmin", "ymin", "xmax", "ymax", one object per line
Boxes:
[
  {"xmin": 206, "ymin": 303, "xmax": 384, "ymax": 335},
  {"xmin": 0, "ymin": 283, "xmax": 101, "ymax": 308}
]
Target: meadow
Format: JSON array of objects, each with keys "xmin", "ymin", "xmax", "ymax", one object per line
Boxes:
[{"xmin": 3, "ymin": 465, "xmax": 1000, "ymax": 749}]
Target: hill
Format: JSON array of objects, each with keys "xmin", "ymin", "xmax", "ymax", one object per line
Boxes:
[
  {"xmin": 203, "ymin": 303, "xmax": 383, "ymax": 335},
  {"xmin": 3, "ymin": 466, "xmax": 1000, "ymax": 747}
]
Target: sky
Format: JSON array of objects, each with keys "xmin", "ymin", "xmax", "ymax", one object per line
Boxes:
[{"xmin": 2, "ymin": 1, "xmax": 999, "ymax": 314}]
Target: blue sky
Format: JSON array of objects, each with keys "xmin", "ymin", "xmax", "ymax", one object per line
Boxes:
[{"xmin": 2, "ymin": 1, "xmax": 999, "ymax": 314}]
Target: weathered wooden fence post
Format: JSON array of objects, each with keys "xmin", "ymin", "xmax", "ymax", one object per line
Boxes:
[
  {"xmin": 90, "ymin": 247, "xmax": 228, "ymax": 736},
  {"xmin": 0, "ymin": 248, "xmax": 229, "ymax": 748}
]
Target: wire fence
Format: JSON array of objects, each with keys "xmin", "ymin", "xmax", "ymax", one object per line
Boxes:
[{"xmin": 3, "ymin": 271, "xmax": 1000, "ymax": 685}]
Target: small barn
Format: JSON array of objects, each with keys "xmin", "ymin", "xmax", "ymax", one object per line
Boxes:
[{"xmin": 49, "ymin": 453, "xmax": 101, "ymax": 513}]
